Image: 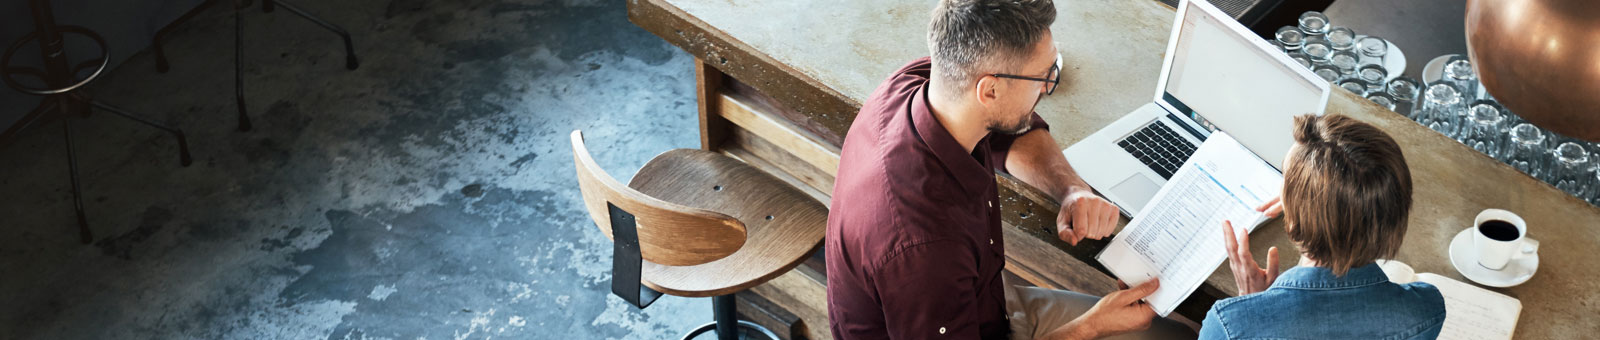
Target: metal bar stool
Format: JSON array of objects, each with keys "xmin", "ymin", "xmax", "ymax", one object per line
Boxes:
[
  {"xmin": 570, "ymin": 130, "xmax": 826, "ymax": 339},
  {"xmin": 0, "ymin": 0, "xmax": 194, "ymax": 244},
  {"xmin": 151, "ymin": 0, "xmax": 359, "ymax": 132}
]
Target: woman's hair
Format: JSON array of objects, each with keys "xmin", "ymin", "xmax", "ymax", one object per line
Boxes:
[{"xmin": 1282, "ymin": 114, "xmax": 1412, "ymax": 276}]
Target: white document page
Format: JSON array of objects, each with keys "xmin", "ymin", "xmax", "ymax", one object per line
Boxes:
[
  {"xmin": 1407, "ymin": 273, "xmax": 1522, "ymax": 340},
  {"xmin": 1095, "ymin": 132, "xmax": 1282, "ymax": 316}
]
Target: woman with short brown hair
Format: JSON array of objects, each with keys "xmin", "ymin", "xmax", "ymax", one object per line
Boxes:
[{"xmin": 1197, "ymin": 114, "xmax": 1446, "ymax": 340}]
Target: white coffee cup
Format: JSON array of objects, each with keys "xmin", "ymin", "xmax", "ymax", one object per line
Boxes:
[{"xmin": 1472, "ymin": 209, "xmax": 1539, "ymax": 271}]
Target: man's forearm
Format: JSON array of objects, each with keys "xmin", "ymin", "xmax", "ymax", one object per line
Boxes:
[
  {"xmin": 1005, "ymin": 129, "xmax": 1091, "ymax": 201},
  {"xmin": 1040, "ymin": 319, "xmax": 1099, "ymax": 340}
]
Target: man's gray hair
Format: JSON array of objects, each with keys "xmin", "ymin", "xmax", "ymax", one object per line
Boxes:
[{"xmin": 928, "ymin": 0, "xmax": 1056, "ymax": 96}]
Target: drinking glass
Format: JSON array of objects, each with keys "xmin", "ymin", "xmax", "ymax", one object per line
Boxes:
[
  {"xmin": 1303, "ymin": 37, "xmax": 1333, "ymax": 64},
  {"xmin": 1387, "ymin": 77, "xmax": 1421, "ymax": 102},
  {"xmin": 1445, "ymin": 57, "xmax": 1478, "ymax": 100},
  {"xmin": 1552, "ymin": 142, "xmax": 1593, "ymax": 197},
  {"xmin": 1499, "ymin": 104, "xmax": 1527, "ymax": 128},
  {"xmin": 1331, "ymin": 50, "xmax": 1360, "ymax": 73},
  {"xmin": 1387, "ymin": 77, "xmax": 1421, "ymax": 114},
  {"xmin": 1313, "ymin": 65, "xmax": 1341, "ymax": 82},
  {"xmin": 1287, "ymin": 51, "xmax": 1312, "ymax": 70},
  {"xmin": 1357, "ymin": 64, "xmax": 1387, "ymax": 92},
  {"xmin": 1357, "ymin": 36, "xmax": 1388, "ymax": 68},
  {"xmin": 1460, "ymin": 100, "xmax": 1506, "ymax": 159},
  {"xmin": 1475, "ymin": 79, "xmax": 1496, "ymax": 102},
  {"xmin": 1338, "ymin": 79, "xmax": 1369, "ymax": 96},
  {"xmin": 1276, "ymin": 26, "xmax": 1305, "ymax": 51},
  {"xmin": 1366, "ymin": 92, "xmax": 1397, "ymax": 111},
  {"xmin": 1590, "ymin": 165, "xmax": 1600, "ymax": 206},
  {"xmin": 1327, "ymin": 27, "xmax": 1356, "ymax": 51},
  {"xmin": 1299, "ymin": 11, "xmax": 1331, "ymax": 36},
  {"xmin": 1422, "ymin": 83, "xmax": 1463, "ymax": 137},
  {"xmin": 1507, "ymin": 123, "xmax": 1550, "ymax": 179}
]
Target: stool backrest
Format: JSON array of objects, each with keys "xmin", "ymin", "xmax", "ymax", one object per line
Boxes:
[{"xmin": 569, "ymin": 130, "xmax": 747, "ymax": 266}]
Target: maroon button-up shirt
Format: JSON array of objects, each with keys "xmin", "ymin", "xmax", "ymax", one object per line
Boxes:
[{"xmin": 827, "ymin": 57, "xmax": 1048, "ymax": 340}]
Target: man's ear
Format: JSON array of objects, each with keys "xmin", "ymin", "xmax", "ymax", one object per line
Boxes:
[{"xmin": 973, "ymin": 75, "xmax": 1000, "ymax": 107}]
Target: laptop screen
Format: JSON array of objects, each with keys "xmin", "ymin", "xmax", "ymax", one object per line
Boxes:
[{"xmin": 1161, "ymin": 0, "xmax": 1326, "ymax": 168}]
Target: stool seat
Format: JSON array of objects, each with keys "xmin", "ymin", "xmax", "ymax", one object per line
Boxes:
[{"xmin": 629, "ymin": 149, "xmax": 826, "ymax": 297}]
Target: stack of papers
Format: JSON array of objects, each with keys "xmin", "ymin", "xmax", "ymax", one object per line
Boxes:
[{"xmin": 1095, "ymin": 132, "xmax": 1282, "ymax": 316}]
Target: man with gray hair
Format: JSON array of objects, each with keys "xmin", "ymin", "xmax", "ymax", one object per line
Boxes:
[{"xmin": 826, "ymin": 0, "xmax": 1191, "ymax": 339}]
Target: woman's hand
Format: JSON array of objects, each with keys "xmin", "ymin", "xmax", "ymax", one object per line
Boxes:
[
  {"xmin": 1257, "ymin": 196, "xmax": 1283, "ymax": 218},
  {"xmin": 1221, "ymin": 220, "xmax": 1279, "ymax": 295}
]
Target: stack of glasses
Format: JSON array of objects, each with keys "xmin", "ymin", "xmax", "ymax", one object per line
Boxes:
[
  {"xmin": 1268, "ymin": 11, "xmax": 1600, "ymax": 207},
  {"xmin": 1416, "ymin": 56, "xmax": 1600, "ymax": 207},
  {"xmin": 1270, "ymin": 12, "xmax": 1409, "ymax": 112}
]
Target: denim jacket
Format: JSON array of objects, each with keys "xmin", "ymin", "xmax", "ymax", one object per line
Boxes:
[{"xmin": 1198, "ymin": 263, "xmax": 1446, "ymax": 340}]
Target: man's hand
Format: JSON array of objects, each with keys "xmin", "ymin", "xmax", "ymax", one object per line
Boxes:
[
  {"xmin": 1221, "ymin": 220, "xmax": 1279, "ymax": 295},
  {"xmin": 1056, "ymin": 190, "xmax": 1118, "ymax": 246},
  {"xmin": 1048, "ymin": 279, "xmax": 1161, "ymax": 340}
]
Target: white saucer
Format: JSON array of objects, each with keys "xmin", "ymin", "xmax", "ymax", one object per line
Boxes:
[{"xmin": 1448, "ymin": 228, "xmax": 1538, "ymax": 287}]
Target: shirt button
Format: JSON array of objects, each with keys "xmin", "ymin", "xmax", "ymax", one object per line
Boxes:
[
  {"xmin": 939, "ymin": 327, "xmax": 946, "ymax": 334},
  {"xmin": 988, "ymin": 201, "xmax": 993, "ymax": 208},
  {"xmin": 989, "ymin": 238, "xmax": 994, "ymax": 245}
]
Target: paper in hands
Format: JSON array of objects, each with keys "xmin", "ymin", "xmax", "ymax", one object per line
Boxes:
[{"xmin": 1095, "ymin": 132, "xmax": 1282, "ymax": 316}]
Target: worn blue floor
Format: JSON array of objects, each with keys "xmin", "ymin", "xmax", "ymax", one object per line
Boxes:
[{"xmin": 0, "ymin": 0, "xmax": 714, "ymax": 338}]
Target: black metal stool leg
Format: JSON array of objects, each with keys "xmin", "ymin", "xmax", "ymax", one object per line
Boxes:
[
  {"xmin": 267, "ymin": 0, "xmax": 359, "ymax": 70},
  {"xmin": 680, "ymin": 295, "xmax": 781, "ymax": 340},
  {"xmin": 714, "ymin": 295, "xmax": 738, "ymax": 340},
  {"xmin": 61, "ymin": 114, "xmax": 91, "ymax": 244},
  {"xmin": 148, "ymin": 0, "xmax": 358, "ymax": 134},
  {"xmin": 0, "ymin": 100, "xmax": 57, "ymax": 147},
  {"xmin": 152, "ymin": 0, "xmax": 219, "ymax": 73},
  {"xmin": 85, "ymin": 99, "xmax": 193, "ymax": 167},
  {"xmin": 234, "ymin": 4, "xmax": 251, "ymax": 132}
]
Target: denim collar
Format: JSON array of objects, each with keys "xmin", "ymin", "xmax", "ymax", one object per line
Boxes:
[{"xmin": 1270, "ymin": 263, "xmax": 1389, "ymax": 290}]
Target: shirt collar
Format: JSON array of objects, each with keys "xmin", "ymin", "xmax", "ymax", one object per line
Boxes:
[
  {"xmin": 1270, "ymin": 263, "xmax": 1390, "ymax": 290},
  {"xmin": 909, "ymin": 84, "xmax": 995, "ymax": 196}
]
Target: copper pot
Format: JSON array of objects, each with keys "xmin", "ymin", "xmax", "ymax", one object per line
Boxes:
[{"xmin": 1465, "ymin": 0, "xmax": 1600, "ymax": 141}]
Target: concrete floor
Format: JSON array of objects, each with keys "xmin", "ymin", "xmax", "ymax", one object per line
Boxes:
[{"xmin": 0, "ymin": 0, "xmax": 715, "ymax": 339}]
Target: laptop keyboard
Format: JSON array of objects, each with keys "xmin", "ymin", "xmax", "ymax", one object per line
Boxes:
[{"xmin": 1115, "ymin": 122, "xmax": 1198, "ymax": 179}]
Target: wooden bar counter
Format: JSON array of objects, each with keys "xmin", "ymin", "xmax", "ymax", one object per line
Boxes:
[{"xmin": 629, "ymin": 0, "xmax": 1600, "ymax": 338}]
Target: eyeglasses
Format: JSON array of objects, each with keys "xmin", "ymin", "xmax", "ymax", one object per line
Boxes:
[{"xmin": 991, "ymin": 53, "xmax": 1062, "ymax": 95}]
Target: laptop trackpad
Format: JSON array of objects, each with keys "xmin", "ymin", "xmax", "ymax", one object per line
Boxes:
[{"xmin": 1110, "ymin": 174, "xmax": 1161, "ymax": 213}]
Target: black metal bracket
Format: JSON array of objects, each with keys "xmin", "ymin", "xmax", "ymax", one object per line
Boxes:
[{"xmin": 609, "ymin": 203, "xmax": 663, "ymax": 309}]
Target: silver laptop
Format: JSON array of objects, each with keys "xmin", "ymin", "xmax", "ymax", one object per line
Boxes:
[{"xmin": 1063, "ymin": 0, "xmax": 1330, "ymax": 216}]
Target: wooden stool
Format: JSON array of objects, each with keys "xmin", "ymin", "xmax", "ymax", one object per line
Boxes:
[{"xmin": 570, "ymin": 130, "xmax": 826, "ymax": 340}]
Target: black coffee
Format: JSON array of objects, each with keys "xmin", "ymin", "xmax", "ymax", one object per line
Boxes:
[{"xmin": 1479, "ymin": 220, "xmax": 1520, "ymax": 241}]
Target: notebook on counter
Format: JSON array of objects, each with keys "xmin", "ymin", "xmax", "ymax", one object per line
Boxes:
[{"xmin": 1381, "ymin": 261, "xmax": 1523, "ymax": 340}]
